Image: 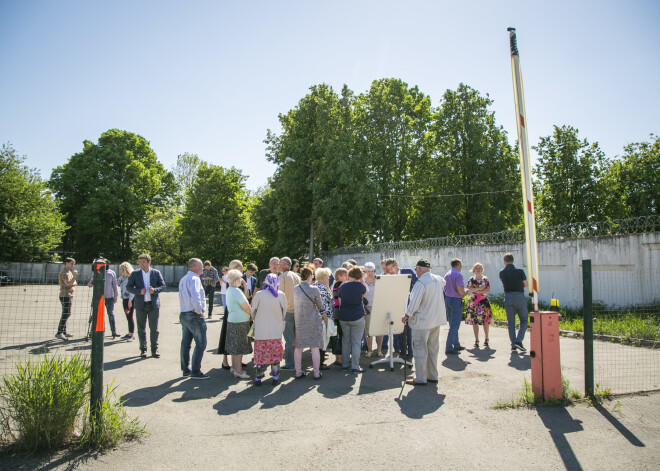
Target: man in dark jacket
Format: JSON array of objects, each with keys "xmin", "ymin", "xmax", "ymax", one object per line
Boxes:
[{"xmin": 126, "ymin": 254, "xmax": 166, "ymax": 358}]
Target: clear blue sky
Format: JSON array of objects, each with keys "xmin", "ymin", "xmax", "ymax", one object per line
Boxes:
[{"xmin": 1, "ymin": 0, "xmax": 658, "ymax": 191}]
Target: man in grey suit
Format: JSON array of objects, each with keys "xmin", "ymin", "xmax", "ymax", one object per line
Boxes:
[{"xmin": 126, "ymin": 254, "xmax": 166, "ymax": 358}]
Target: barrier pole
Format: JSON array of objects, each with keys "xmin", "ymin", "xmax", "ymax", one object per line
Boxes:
[
  {"xmin": 90, "ymin": 258, "xmax": 107, "ymax": 423},
  {"xmin": 582, "ymin": 259, "xmax": 594, "ymax": 396}
]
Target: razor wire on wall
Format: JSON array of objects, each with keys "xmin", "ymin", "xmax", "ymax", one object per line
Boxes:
[{"xmin": 325, "ymin": 215, "xmax": 660, "ymax": 255}]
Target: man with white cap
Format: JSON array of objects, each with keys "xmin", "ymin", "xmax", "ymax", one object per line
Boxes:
[{"xmin": 402, "ymin": 259, "xmax": 447, "ymax": 386}]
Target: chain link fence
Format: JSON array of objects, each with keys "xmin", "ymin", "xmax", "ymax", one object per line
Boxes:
[{"xmin": 0, "ymin": 264, "xmax": 95, "ymax": 376}]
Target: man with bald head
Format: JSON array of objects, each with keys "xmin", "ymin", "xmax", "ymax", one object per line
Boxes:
[
  {"xmin": 179, "ymin": 258, "xmax": 209, "ymax": 379},
  {"xmin": 254, "ymin": 256, "xmax": 280, "ymax": 297}
]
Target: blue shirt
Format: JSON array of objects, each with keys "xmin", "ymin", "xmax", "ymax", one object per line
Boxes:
[
  {"xmin": 226, "ymin": 286, "xmax": 250, "ymax": 323},
  {"xmin": 178, "ymin": 271, "xmax": 205, "ymax": 315},
  {"xmin": 338, "ymin": 281, "xmax": 367, "ymax": 321}
]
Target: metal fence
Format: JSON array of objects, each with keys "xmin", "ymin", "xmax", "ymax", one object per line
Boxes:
[
  {"xmin": 325, "ymin": 215, "xmax": 660, "ymax": 255},
  {"xmin": 582, "ymin": 259, "xmax": 660, "ymax": 395},
  {"xmin": 0, "ymin": 266, "xmax": 95, "ymax": 376}
]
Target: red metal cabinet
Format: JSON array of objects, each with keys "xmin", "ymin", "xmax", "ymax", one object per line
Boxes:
[{"xmin": 530, "ymin": 311, "xmax": 562, "ymax": 401}]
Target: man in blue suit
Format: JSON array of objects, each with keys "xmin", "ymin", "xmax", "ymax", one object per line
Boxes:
[
  {"xmin": 385, "ymin": 258, "xmax": 417, "ymax": 362},
  {"xmin": 126, "ymin": 254, "xmax": 166, "ymax": 358}
]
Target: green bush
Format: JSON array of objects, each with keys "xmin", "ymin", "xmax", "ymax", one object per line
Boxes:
[
  {"xmin": 80, "ymin": 381, "xmax": 145, "ymax": 449},
  {"xmin": 0, "ymin": 354, "xmax": 90, "ymax": 453}
]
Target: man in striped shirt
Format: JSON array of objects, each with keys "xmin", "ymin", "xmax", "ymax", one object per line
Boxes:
[{"xmin": 402, "ymin": 259, "xmax": 447, "ymax": 386}]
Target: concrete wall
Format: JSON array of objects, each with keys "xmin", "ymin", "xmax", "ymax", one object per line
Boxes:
[{"xmin": 323, "ymin": 232, "xmax": 660, "ymax": 308}]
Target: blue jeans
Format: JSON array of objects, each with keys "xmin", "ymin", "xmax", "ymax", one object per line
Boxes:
[
  {"xmin": 179, "ymin": 311, "xmax": 207, "ymax": 375},
  {"xmin": 504, "ymin": 292, "xmax": 529, "ymax": 346},
  {"xmin": 283, "ymin": 312, "xmax": 295, "ymax": 367},
  {"xmin": 445, "ymin": 296, "xmax": 463, "ymax": 352}
]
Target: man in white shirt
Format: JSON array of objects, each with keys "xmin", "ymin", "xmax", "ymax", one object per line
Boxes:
[
  {"xmin": 179, "ymin": 258, "xmax": 209, "ymax": 379},
  {"xmin": 402, "ymin": 259, "xmax": 447, "ymax": 386}
]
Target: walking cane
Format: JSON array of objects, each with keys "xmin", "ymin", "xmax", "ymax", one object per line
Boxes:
[{"xmin": 401, "ymin": 321, "xmax": 408, "ymax": 383}]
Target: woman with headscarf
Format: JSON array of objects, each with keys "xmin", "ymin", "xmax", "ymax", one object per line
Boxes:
[{"xmin": 250, "ymin": 273, "xmax": 288, "ymax": 386}]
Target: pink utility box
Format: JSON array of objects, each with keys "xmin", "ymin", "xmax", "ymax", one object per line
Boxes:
[{"xmin": 530, "ymin": 311, "xmax": 562, "ymax": 401}]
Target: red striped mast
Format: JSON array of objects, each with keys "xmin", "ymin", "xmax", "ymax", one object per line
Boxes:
[{"xmin": 508, "ymin": 27, "xmax": 539, "ymax": 310}]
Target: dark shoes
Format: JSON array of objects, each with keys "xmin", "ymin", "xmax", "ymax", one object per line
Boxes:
[
  {"xmin": 319, "ymin": 364, "xmax": 330, "ymax": 370},
  {"xmin": 190, "ymin": 372, "xmax": 210, "ymax": 380},
  {"xmin": 152, "ymin": 350, "xmax": 160, "ymax": 358},
  {"xmin": 140, "ymin": 351, "xmax": 147, "ymax": 358},
  {"xmin": 295, "ymin": 372, "xmax": 307, "ymax": 379},
  {"xmin": 445, "ymin": 350, "xmax": 457, "ymax": 355},
  {"xmin": 484, "ymin": 339, "xmax": 489, "ymax": 348},
  {"xmin": 455, "ymin": 346, "xmax": 466, "ymax": 351},
  {"xmin": 314, "ymin": 373, "xmax": 323, "ymax": 381},
  {"xmin": 182, "ymin": 370, "xmax": 191, "ymax": 377},
  {"xmin": 514, "ymin": 342, "xmax": 527, "ymax": 352},
  {"xmin": 427, "ymin": 379, "xmax": 439, "ymax": 383}
]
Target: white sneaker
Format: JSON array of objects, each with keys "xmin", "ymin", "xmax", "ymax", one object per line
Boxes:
[
  {"xmin": 233, "ymin": 370, "xmax": 250, "ymax": 379},
  {"xmin": 55, "ymin": 333, "xmax": 67, "ymax": 340}
]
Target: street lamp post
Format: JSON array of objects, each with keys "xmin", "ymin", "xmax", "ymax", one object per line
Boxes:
[{"xmin": 284, "ymin": 157, "xmax": 315, "ymax": 262}]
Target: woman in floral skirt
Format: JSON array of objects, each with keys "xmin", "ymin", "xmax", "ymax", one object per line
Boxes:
[
  {"xmin": 465, "ymin": 262, "xmax": 493, "ymax": 348},
  {"xmin": 250, "ymin": 274, "xmax": 287, "ymax": 386}
]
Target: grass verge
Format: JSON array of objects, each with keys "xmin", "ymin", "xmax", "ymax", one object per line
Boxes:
[
  {"xmin": 0, "ymin": 355, "xmax": 145, "ymax": 454},
  {"xmin": 488, "ymin": 295, "xmax": 660, "ymax": 343}
]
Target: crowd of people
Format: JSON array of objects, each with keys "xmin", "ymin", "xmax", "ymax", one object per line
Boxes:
[{"xmin": 55, "ymin": 252, "xmax": 530, "ymax": 386}]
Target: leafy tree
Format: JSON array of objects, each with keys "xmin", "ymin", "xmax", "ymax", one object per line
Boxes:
[
  {"xmin": 132, "ymin": 208, "xmax": 185, "ymax": 264},
  {"xmin": 606, "ymin": 134, "xmax": 660, "ymax": 218},
  {"xmin": 180, "ymin": 163, "xmax": 260, "ymax": 264},
  {"xmin": 259, "ymin": 84, "xmax": 375, "ymax": 256},
  {"xmin": 50, "ymin": 129, "xmax": 175, "ymax": 261},
  {"xmin": 410, "ymin": 84, "xmax": 520, "ymax": 238},
  {"xmin": 533, "ymin": 125, "xmax": 610, "ymax": 225},
  {"xmin": 353, "ymin": 78, "xmax": 433, "ymax": 242},
  {"xmin": 0, "ymin": 143, "xmax": 67, "ymax": 261},
  {"xmin": 171, "ymin": 152, "xmax": 201, "ymax": 207}
]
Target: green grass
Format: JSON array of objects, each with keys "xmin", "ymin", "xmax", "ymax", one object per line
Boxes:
[
  {"xmin": 80, "ymin": 381, "xmax": 146, "ymax": 449},
  {"xmin": 489, "ymin": 295, "xmax": 660, "ymax": 342},
  {"xmin": 0, "ymin": 355, "xmax": 145, "ymax": 454},
  {"xmin": 492, "ymin": 373, "xmax": 582, "ymax": 409},
  {"xmin": 0, "ymin": 354, "xmax": 90, "ymax": 453}
]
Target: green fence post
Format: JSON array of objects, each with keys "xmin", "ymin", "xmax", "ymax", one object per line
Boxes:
[
  {"xmin": 90, "ymin": 258, "xmax": 106, "ymax": 426},
  {"xmin": 583, "ymin": 259, "xmax": 594, "ymax": 396}
]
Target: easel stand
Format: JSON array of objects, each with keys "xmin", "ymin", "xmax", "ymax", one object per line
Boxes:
[{"xmin": 369, "ymin": 313, "xmax": 412, "ymax": 371}]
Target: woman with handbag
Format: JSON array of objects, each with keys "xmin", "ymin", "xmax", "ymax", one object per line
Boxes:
[
  {"xmin": 293, "ymin": 266, "xmax": 325, "ymax": 380},
  {"xmin": 313, "ymin": 267, "xmax": 334, "ymax": 369}
]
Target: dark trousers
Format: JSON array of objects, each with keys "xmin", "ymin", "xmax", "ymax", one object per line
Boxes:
[
  {"xmin": 136, "ymin": 302, "xmax": 159, "ymax": 353},
  {"xmin": 123, "ymin": 298, "xmax": 135, "ymax": 334},
  {"xmin": 105, "ymin": 297, "xmax": 118, "ymax": 335},
  {"xmin": 57, "ymin": 296, "xmax": 72, "ymax": 334},
  {"xmin": 204, "ymin": 285, "xmax": 216, "ymax": 317}
]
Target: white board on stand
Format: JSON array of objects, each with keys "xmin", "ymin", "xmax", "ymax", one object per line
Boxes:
[{"xmin": 368, "ymin": 274, "xmax": 412, "ymax": 337}]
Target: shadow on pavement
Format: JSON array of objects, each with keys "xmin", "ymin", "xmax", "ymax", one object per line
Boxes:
[
  {"xmin": 316, "ymin": 368, "xmax": 357, "ymax": 398},
  {"xmin": 537, "ymin": 406, "xmax": 584, "ymax": 471},
  {"xmin": 0, "ymin": 448, "xmax": 103, "ymax": 471},
  {"xmin": 123, "ymin": 368, "xmax": 228, "ymax": 407},
  {"xmin": 257, "ymin": 378, "xmax": 315, "ymax": 410},
  {"xmin": 441, "ymin": 355, "xmax": 469, "ymax": 371},
  {"xmin": 395, "ymin": 384, "xmax": 445, "ymax": 419},
  {"xmin": 468, "ymin": 346, "xmax": 496, "ymax": 362},
  {"xmin": 508, "ymin": 352, "xmax": 530, "ymax": 370},
  {"xmin": 593, "ymin": 402, "xmax": 644, "ymax": 447},
  {"xmin": 357, "ymin": 367, "xmax": 405, "ymax": 396}
]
